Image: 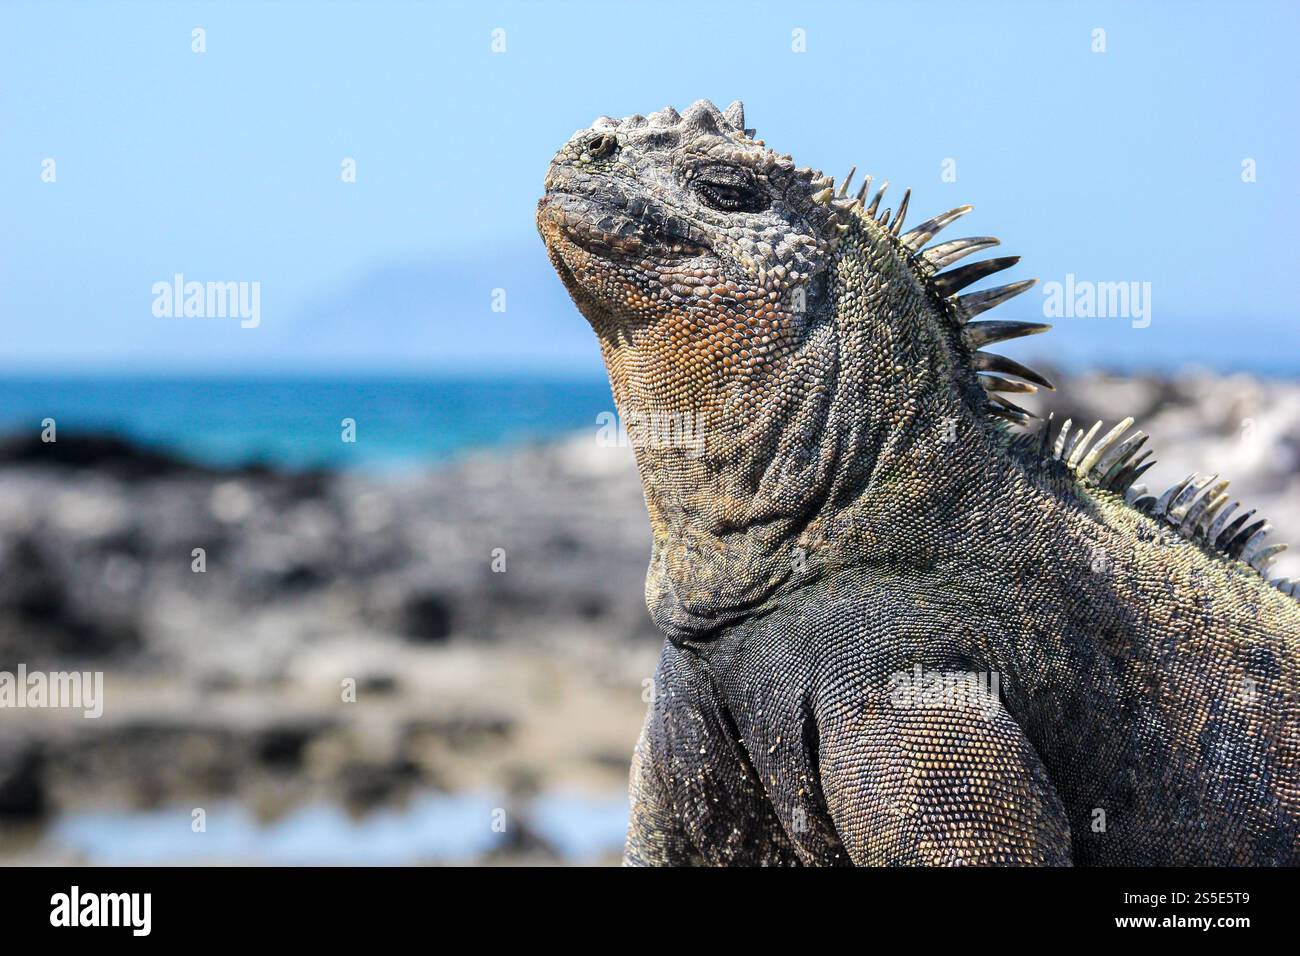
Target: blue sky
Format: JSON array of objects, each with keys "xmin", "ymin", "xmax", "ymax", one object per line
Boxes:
[{"xmin": 2, "ymin": 0, "xmax": 1297, "ymax": 375}]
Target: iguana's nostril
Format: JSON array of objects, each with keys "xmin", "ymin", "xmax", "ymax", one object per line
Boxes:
[{"xmin": 586, "ymin": 133, "xmax": 618, "ymax": 159}]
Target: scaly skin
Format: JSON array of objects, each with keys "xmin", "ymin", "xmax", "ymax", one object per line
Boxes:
[{"xmin": 537, "ymin": 100, "xmax": 1300, "ymax": 866}]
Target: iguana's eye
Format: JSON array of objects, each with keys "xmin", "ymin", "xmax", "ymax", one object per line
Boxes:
[
  {"xmin": 692, "ymin": 167, "xmax": 768, "ymax": 213},
  {"xmin": 585, "ymin": 133, "xmax": 618, "ymax": 159}
]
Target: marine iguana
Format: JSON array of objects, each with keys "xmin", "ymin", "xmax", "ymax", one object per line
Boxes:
[{"xmin": 536, "ymin": 99, "xmax": 1300, "ymax": 866}]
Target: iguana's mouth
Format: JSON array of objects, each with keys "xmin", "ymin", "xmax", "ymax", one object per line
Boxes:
[{"xmin": 539, "ymin": 192, "xmax": 710, "ymax": 260}]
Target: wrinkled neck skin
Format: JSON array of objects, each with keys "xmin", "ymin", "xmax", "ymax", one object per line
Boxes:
[{"xmin": 597, "ymin": 216, "xmax": 1005, "ymax": 641}]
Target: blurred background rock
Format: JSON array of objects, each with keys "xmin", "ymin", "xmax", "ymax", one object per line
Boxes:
[{"xmin": 0, "ymin": 415, "xmax": 656, "ymax": 864}]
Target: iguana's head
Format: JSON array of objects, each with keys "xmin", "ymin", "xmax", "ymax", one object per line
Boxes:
[{"xmin": 536, "ymin": 99, "xmax": 846, "ymax": 413}]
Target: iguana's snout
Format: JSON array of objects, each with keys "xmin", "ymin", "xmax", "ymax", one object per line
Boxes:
[{"xmin": 536, "ymin": 106, "xmax": 734, "ymax": 284}]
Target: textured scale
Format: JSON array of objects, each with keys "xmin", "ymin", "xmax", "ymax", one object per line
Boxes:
[{"xmin": 537, "ymin": 100, "xmax": 1300, "ymax": 866}]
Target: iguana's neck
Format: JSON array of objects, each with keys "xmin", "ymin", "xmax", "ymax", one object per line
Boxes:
[{"xmin": 602, "ymin": 214, "xmax": 1008, "ymax": 639}]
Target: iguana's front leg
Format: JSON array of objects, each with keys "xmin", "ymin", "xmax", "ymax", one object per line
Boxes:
[
  {"xmin": 818, "ymin": 693, "xmax": 1074, "ymax": 865},
  {"xmin": 624, "ymin": 711, "xmax": 700, "ymax": 866},
  {"xmin": 624, "ymin": 640, "xmax": 803, "ymax": 866}
]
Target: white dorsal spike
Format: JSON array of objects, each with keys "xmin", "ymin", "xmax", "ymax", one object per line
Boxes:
[
  {"xmin": 865, "ymin": 182, "xmax": 888, "ymax": 218},
  {"xmin": 968, "ymin": 351, "xmax": 1054, "ymax": 390},
  {"xmin": 900, "ymin": 205, "xmax": 973, "ymax": 252},
  {"xmin": 889, "ymin": 189, "xmax": 911, "ymax": 235},
  {"xmin": 978, "ymin": 373, "xmax": 1037, "ymax": 394},
  {"xmin": 1059, "ymin": 426, "xmax": 1086, "ymax": 463},
  {"xmin": 1205, "ymin": 500, "xmax": 1241, "ymax": 547},
  {"xmin": 919, "ymin": 236, "xmax": 999, "ymax": 272},
  {"xmin": 1195, "ymin": 492, "xmax": 1231, "ymax": 531},
  {"xmin": 1168, "ymin": 473, "xmax": 1219, "ymax": 523},
  {"xmin": 1077, "ymin": 418, "xmax": 1134, "ymax": 477},
  {"xmin": 963, "ymin": 320, "xmax": 1052, "ymax": 350},
  {"xmin": 1217, "ymin": 508, "xmax": 1258, "ymax": 551},
  {"xmin": 1153, "ymin": 474, "xmax": 1197, "ymax": 518},
  {"xmin": 1096, "ymin": 431, "xmax": 1148, "ymax": 483},
  {"xmin": 988, "ymin": 394, "xmax": 1035, "ymax": 421},
  {"xmin": 1068, "ymin": 421, "xmax": 1103, "ymax": 471},
  {"xmin": 1052, "ymin": 418, "xmax": 1074, "ymax": 460},
  {"xmin": 951, "ymin": 280, "xmax": 1038, "ymax": 323},
  {"xmin": 1125, "ymin": 483, "xmax": 1149, "ymax": 506},
  {"xmin": 1037, "ymin": 412, "xmax": 1056, "ymax": 456},
  {"xmin": 1118, "ymin": 458, "xmax": 1156, "ymax": 492},
  {"xmin": 1250, "ymin": 542, "xmax": 1287, "ymax": 572},
  {"xmin": 1181, "ymin": 483, "xmax": 1230, "ymax": 536},
  {"xmin": 855, "ymin": 174, "xmax": 872, "ymax": 204},
  {"xmin": 838, "ymin": 166, "xmax": 856, "ymax": 197},
  {"xmin": 1239, "ymin": 524, "xmax": 1273, "ymax": 561}
]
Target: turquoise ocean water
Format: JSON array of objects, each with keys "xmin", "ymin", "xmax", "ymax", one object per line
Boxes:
[{"xmin": 0, "ymin": 376, "xmax": 616, "ymax": 471}]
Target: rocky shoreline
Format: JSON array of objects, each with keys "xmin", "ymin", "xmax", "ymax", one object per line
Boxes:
[{"xmin": 0, "ymin": 428, "xmax": 658, "ymax": 863}]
